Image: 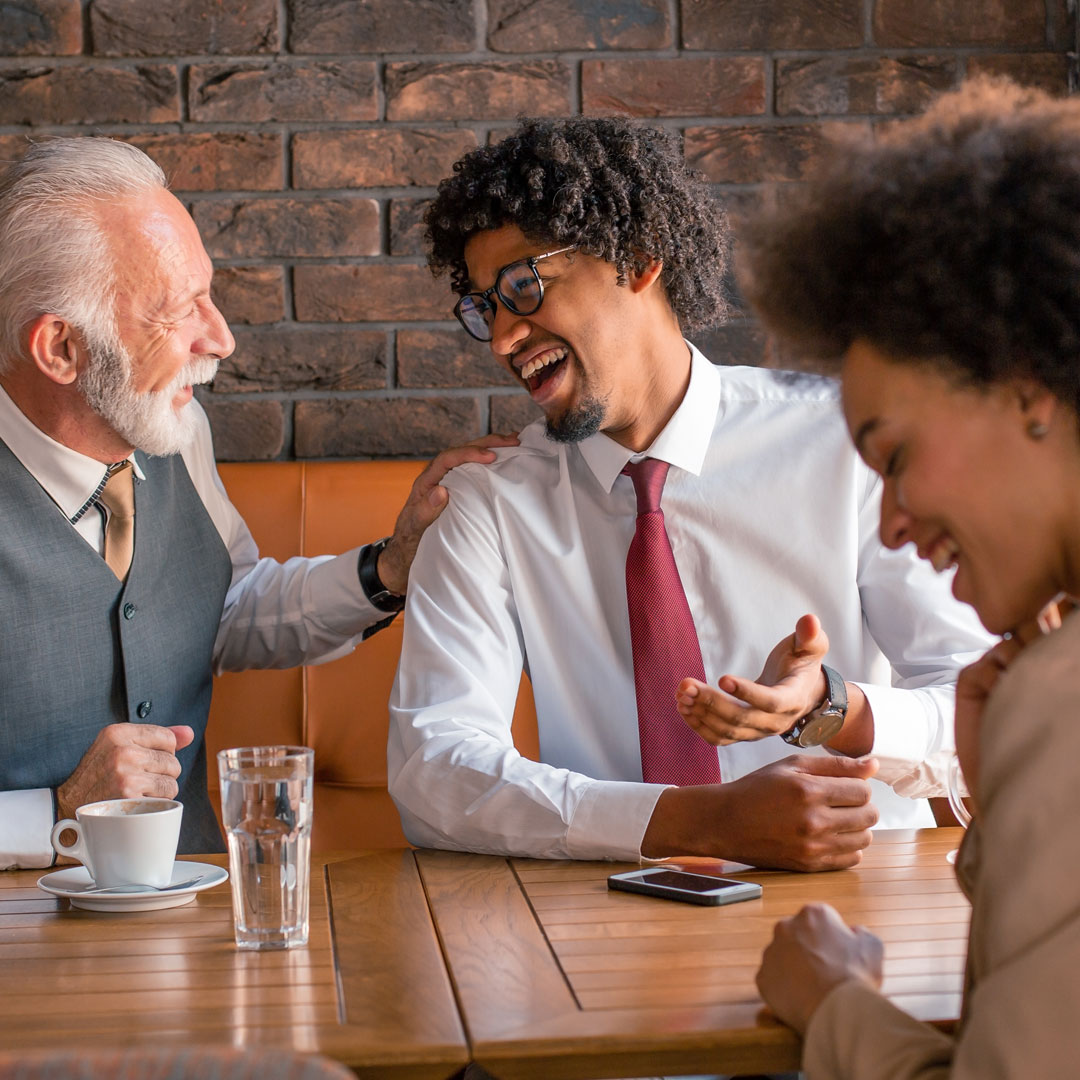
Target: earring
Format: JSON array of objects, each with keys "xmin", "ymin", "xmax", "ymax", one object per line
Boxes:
[{"xmin": 1027, "ymin": 420, "xmax": 1050, "ymax": 440}]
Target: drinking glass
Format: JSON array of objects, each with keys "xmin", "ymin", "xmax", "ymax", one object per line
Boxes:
[
  {"xmin": 945, "ymin": 752, "xmax": 971, "ymax": 864},
  {"xmin": 217, "ymin": 746, "xmax": 313, "ymax": 950}
]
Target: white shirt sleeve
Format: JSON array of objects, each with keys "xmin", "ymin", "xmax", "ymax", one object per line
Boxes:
[
  {"xmin": 387, "ymin": 467, "xmax": 666, "ymax": 861},
  {"xmin": 0, "ymin": 789, "xmax": 55, "ymax": 870},
  {"xmin": 853, "ymin": 467, "xmax": 995, "ymax": 796},
  {"xmin": 179, "ymin": 403, "xmax": 392, "ymax": 673}
]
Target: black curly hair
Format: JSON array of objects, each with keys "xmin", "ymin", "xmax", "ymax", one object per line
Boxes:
[
  {"xmin": 425, "ymin": 116, "xmax": 729, "ymax": 332},
  {"xmin": 737, "ymin": 78, "xmax": 1080, "ymax": 414}
]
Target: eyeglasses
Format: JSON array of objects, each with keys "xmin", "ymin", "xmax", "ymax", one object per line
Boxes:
[{"xmin": 454, "ymin": 246, "xmax": 575, "ymax": 342}]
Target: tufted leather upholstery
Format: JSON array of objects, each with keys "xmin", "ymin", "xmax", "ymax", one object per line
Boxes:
[{"xmin": 206, "ymin": 462, "xmax": 539, "ymax": 852}]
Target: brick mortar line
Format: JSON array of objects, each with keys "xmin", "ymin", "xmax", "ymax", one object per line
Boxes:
[
  {"xmin": 275, "ymin": 0, "xmax": 289, "ymax": 55},
  {"xmin": 207, "ymin": 388, "xmax": 517, "ymax": 400},
  {"xmin": 231, "ymin": 321, "xmax": 461, "ymax": 329},
  {"xmin": 474, "ymin": 0, "xmax": 488, "ymax": 53},
  {"xmin": 0, "ymin": 122, "xmax": 490, "ymax": 132},
  {"xmin": 0, "ymin": 44, "xmax": 1067, "ymax": 69},
  {"xmin": 0, "ymin": 116, "xmax": 989, "ymax": 141}
]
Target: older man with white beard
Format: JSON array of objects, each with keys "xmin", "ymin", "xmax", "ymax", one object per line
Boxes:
[{"xmin": 0, "ymin": 138, "xmax": 513, "ymax": 867}]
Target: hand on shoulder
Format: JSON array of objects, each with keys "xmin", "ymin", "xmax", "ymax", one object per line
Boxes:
[{"xmin": 378, "ymin": 432, "xmax": 519, "ymax": 595}]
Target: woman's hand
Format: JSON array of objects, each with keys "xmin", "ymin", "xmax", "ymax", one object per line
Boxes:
[
  {"xmin": 954, "ymin": 600, "xmax": 1064, "ymax": 807},
  {"xmin": 755, "ymin": 902, "xmax": 883, "ymax": 1036}
]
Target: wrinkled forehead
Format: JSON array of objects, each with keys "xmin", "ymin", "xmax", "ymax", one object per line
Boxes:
[{"xmin": 100, "ymin": 189, "xmax": 212, "ymax": 310}]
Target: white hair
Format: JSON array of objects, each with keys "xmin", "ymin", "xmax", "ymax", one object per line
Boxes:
[{"xmin": 0, "ymin": 137, "xmax": 166, "ymax": 374}]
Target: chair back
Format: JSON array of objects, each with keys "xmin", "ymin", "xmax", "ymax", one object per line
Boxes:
[{"xmin": 207, "ymin": 462, "xmax": 539, "ymax": 851}]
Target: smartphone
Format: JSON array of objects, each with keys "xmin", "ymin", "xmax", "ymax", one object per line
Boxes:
[{"xmin": 607, "ymin": 868, "xmax": 762, "ymax": 906}]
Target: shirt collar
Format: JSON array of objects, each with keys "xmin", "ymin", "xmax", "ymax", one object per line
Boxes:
[
  {"xmin": 578, "ymin": 341, "xmax": 722, "ymax": 494},
  {"xmin": 0, "ymin": 382, "xmax": 144, "ymax": 522}
]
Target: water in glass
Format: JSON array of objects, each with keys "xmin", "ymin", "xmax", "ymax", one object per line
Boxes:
[{"xmin": 218, "ymin": 748, "xmax": 313, "ymax": 950}]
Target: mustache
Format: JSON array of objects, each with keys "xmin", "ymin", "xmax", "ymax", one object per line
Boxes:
[{"xmin": 156, "ymin": 357, "xmax": 220, "ymax": 397}]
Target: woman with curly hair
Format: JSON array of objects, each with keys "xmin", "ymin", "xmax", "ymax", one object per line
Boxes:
[
  {"xmin": 743, "ymin": 78, "xmax": 1080, "ymax": 1077},
  {"xmin": 385, "ymin": 116, "xmax": 990, "ymax": 870}
]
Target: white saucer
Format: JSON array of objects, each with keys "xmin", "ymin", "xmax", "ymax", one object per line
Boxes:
[{"xmin": 36, "ymin": 860, "xmax": 228, "ymax": 912}]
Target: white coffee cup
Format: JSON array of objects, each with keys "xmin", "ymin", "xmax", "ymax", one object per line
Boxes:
[{"xmin": 50, "ymin": 798, "xmax": 182, "ymax": 888}]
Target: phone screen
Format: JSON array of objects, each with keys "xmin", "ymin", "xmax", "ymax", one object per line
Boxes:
[
  {"xmin": 640, "ymin": 871, "xmax": 746, "ymax": 892},
  {"xmin": 608, "ymin": 868, "xmax": 762, "ymax": 906}
]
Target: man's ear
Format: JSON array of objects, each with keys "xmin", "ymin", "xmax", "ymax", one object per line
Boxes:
[
  {"xmin": 628, "ymin": 258, "xmax": 663, "ymax": 294},
  {"xmin": 26, "ymin": 314, "xmax": 80, "ymax": 386}
]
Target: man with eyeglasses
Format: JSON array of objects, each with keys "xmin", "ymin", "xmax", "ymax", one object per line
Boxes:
[{"xmin": 386, "ymin": 116, "xmax": 993, "ymax": 870}]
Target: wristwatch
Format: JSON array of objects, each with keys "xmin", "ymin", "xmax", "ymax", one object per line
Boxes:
[
  {"xmin": 780, "ymin": 665, "xmax": 848, "ymax": 748},
  {"xmin": 358, "ymin": 537, "xmax": 406, "ymax": 613}
]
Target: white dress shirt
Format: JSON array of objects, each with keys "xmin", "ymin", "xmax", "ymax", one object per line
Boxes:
[
  {"xmin": 388, "ymin": 346, "xmax": 995, "ymax": 861},
  {"xmin": 0, "ymin": 386, "xmax": 387, "ymax": 868}
]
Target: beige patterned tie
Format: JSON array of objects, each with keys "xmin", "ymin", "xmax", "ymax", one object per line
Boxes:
[{"xmin": 97, "ymin": 462, "xmax": 135, "ymax": 580}]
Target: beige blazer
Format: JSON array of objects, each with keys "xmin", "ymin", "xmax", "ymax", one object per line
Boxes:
[{"xmin": 803, "ymin": 612, "xmax": 1080, "ymax": 1078}]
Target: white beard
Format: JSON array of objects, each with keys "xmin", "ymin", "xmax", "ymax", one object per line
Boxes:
[{"xmin": 77, "ymin": 343, "xmax": 218, "ymax": 457}]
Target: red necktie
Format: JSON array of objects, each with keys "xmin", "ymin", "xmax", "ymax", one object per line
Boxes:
[{"xmin": 624, "ymin": 459, "xmax": 722, "ymax": 785}]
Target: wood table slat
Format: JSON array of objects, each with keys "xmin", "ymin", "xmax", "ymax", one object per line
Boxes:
[
  {"xmin": 326, "ymin": 851, "xmax": 467, "ymax": 1046},
  {"xmin": 414, "ymin": 849, "xmax": 581, "ymax": 1033}
]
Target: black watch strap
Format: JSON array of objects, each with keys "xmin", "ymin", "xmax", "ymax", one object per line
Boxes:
[{"xmin": 358, "ymin": 537, "xmax": 406, "ymax": 613}]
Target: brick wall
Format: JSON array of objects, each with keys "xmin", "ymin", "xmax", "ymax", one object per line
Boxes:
[{"xmin": 0, "ymin": 0, "xmax": 1074, "ymax": 460}]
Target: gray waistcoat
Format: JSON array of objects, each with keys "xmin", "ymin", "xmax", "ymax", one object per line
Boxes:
[{"xmin": 0, "ymin": 437, "xmax": 232, "ymax": 853}]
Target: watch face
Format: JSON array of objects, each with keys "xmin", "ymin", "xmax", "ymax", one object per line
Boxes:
[{"xmin": 796, "ymin": 710, "xmax": 846, "ymax": 748}]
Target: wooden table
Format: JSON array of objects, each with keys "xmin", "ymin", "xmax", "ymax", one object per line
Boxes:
[
  {"xmin": 0, "ymin": 829, "xmax": 968, "ymax": 1079},
  {"xmin": 0, "ymin": 851, "xmax": 467, "ymax": 1080},
  {"xmin": 417, "ymin": 828, "xmax": 970, "ymax": 1079}
]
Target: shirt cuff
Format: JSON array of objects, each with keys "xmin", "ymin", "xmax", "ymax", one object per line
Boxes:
[
  {"xmin": 854, "ymin": 681, "xmax": 954, "ymax": 797},
  {"xmin": 0, "ymin": 788, "xmax": 55, "ymax": 869},
  {"xmin": 306, "ymin": 545, "xmax": 388, "ymax": 637},
  {"xmin": 565, "ymin": 780, "xmax": 668, "ymax": 862}
]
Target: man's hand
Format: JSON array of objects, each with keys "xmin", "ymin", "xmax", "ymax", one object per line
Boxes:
[
  {"xmin": 756, "ymin": 902, "xmax": 884, "ymax": 1036},
  {"xmin": 676, "ymin": 614, "xmax": 831, "ymax": 745},
  {"xmin": 55, "ymin": 724, "xmax": 194, "ymax": 820},
  {"xmin": 377, "ymin": 433, "xmax": 520, "ymax": 595},
  {"xmin": 641, "ymin": 754, "xmax": 879, "ymax": 871}
]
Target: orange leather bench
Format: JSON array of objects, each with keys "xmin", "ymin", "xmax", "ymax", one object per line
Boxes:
[{"xmin": 206, "ymin": 462, "xmax": 538, "ymax": 851}]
